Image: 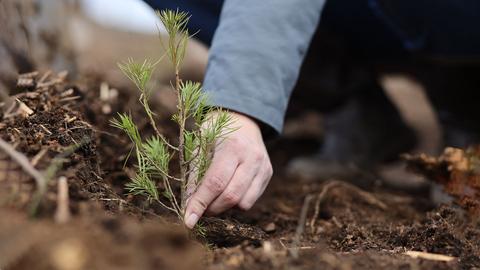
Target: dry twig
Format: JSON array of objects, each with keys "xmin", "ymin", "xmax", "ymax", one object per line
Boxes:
[
  {"xmin": 31, "ymin": 148, "xmax": 48, "ymax": 167},
  {"xmin": 0, "ymin": 138, "xmax": 46, "ymax": 194},
  {"xmin": 404, "ymin": 251, "xmax": 455, "ymax": 262},
  {"xmin": 291, "ymin": 194, "xmax": 313, "ymax": 259},
  {"xmin": 29, "ymin": 137, "xmax": 91, "ymax": 216},
  {"xmin": 38, "ymin": 70, "xmax": 52, "ymax": 84},
  {"xmin": 54, "ymin": 176, "xmax": 71, "ymax": 224}
]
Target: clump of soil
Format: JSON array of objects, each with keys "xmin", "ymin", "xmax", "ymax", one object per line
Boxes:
[
  {"xmin": 202, "ymin": 217, "xmax": 267, "ymax": 247},
  {"xmin": 391, "ymin": 206, "xmax": 480, "ymax": 268}
]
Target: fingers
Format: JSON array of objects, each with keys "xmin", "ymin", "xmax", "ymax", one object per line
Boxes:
[
  {"xmin": 206, "ymin": 162, "xmax": 259, "ymax": 215},
  {"xmin": 238, "ymin": 160, "xmax": 273, "ymax": 210},
  {"xmin": 184, "ymin": 111, "xmax": 274, "ymax": 229},
  {"xmin": 184, "ymin": 151, "xmax": 238, "ymax": 229}
]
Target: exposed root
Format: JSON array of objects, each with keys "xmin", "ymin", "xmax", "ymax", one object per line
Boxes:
[
  {"xmin": 310, "ymin": 180, "xmax": 388, "ymax": 233},
  {"xmin": 338, "ymin": 181, "xmax": 388, "ymax": 210},
  {"xmin": 310, "ymin": 181, "xmax": 341, "ymax": 232}
]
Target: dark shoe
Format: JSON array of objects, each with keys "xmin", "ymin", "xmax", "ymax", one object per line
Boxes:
[
  {"xmin": 287, "ymin": 81, "xmax": 417, "ymax": 188},
  {"xmin": 315, "ymin": 80, "xmax": 417, "ymax": 164}
]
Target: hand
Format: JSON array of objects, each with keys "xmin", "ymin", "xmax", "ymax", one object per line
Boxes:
[{"xmin": 184, "ymin": 112, "xmax": 273, "ymax": 229}]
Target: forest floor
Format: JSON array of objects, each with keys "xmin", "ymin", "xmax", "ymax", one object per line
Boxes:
[{"xmin": 0, "ymin": 71, "xmax": 479, "ymax": 270}]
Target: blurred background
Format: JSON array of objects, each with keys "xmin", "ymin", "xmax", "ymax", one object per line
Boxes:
[
  {"xmin": 0, "ymin": 0, "xmax": 442, "ymax": 187},
  {"xmin": 3, "ymin": 3, "xmax": 480, "ymax": 269},
  {"xmin": 0, "ymin": 0, "xmax": 207, "ymax": 94}
]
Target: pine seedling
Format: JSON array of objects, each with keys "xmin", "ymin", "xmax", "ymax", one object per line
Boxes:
[{"xmin": 112, "ymin": 9, "xmax": 234, "ymax": 225}]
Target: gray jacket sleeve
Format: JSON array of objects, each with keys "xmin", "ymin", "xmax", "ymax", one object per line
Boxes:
[{"xmin": 203, "ymin": 0, "xmax": 326, "ymax": 133}]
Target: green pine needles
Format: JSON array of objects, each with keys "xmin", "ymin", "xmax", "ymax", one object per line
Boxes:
[{"xmin": 111, "ymin": 9, "xmax": 233, "ymax": 225}]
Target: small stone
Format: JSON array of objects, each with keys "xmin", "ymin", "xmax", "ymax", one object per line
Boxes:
[
  {"xmin": 263, "ymin": 222, "xmax": 276, "ymax": 233},
  {"xmin": 101, "ymin": 104, "xmax": 112, "ymax": 114},
  {"xmin": 262, "ymin": 241, "xmax": 273, "ymax": 254}
]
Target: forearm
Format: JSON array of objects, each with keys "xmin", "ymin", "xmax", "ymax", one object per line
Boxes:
[{"xmin": 203, "ymin": 0, "xmax": 326, "ymax": 133}]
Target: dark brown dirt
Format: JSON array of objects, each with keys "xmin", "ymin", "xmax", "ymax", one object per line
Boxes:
[
  {"xmin": 0, "ymin": 209, "xmax": 204, "ymax": 270},
  {"xmin": 0, "ymin": 72, "xmax": 107, "ymax": 215},
  {"xmin": 0, "ymin": 71, "xmax": 479, "ymax": 270}
]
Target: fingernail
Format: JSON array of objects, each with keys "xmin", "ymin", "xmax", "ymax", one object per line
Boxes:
[{"xmin": 185, "ymin": 213, "xmax": 199, "ymax": 229}]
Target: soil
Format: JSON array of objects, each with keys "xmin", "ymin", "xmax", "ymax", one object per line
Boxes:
[{"xmin": 0, "ymin": 71, "xmax": 479, "ymax": 270}]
